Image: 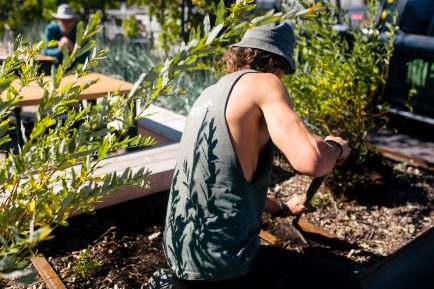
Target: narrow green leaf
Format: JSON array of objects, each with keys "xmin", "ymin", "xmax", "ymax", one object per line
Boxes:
[
  {"xmin": 30, "ymin": 117, "xmax": 56, "ymax": 140},
  {"xmin": 206, "ymin": 24, "xmax": 224, "ymax": 46},
  {"xmin": 0, "ymin": 135, "xmax": 11, "ymax": 147},
  {"xmin": 216, "ymin": 0, "xmax": 226, "ymax": 25},
  {"xmin": 76, "ymin": 22, "xmax": 85, "ymax": 45},
  {"xmin": 203, "ymin": 14, "xmax": 211, "ymax": 35},
  {"xmin": 97, "ymin": 138, "xmax": 110, "ymax": 160}
]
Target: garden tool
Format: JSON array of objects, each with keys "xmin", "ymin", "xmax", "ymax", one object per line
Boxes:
[
  {"xmin": 290, "ymin": 175, "xmax": 360, "ymax": 249},
  {"xmin": 260, "ymin": 175, "xmax": 358, "ymax": 250},
  {"xmin": 291, "ymin": 175, "xmax": 328, "ymax": 245}
]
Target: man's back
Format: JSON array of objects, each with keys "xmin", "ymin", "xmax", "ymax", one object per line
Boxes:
[
  {"xmin": 225, "ymin": 72, "xmax": 273, "ymax": 182},
  {"xmin": 163, "ymin": 70, "xmax": 275, "ymax": 281}
]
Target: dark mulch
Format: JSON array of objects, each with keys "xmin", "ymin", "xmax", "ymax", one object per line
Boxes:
[{"xmin": 2, "ymin": 153, "xmax": 434, "ymax": 288}]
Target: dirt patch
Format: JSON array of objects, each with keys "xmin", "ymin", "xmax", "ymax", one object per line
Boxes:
[{"xmin": 2, "ymin": 155, "xmax": 434, "ymax": 288}]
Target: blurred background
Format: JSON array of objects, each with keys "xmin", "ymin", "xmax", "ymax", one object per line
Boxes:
[{"xmin": 1, "ymin": 0, "xmax": 433, "ymax": 119}]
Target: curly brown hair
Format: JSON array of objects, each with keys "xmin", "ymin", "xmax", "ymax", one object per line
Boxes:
[{"xmin": 221, "ymin": 46, "xmax": 291, "ymax": 74}]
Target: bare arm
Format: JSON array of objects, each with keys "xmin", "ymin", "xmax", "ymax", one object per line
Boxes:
[{"xmin": 255, "ymin": 73, "xmax": 349, "ymax": 176}]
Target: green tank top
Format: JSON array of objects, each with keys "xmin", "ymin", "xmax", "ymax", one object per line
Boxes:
[{"xmin": 163, "ymin": 70, "xmax": 275, "ymax": 281}]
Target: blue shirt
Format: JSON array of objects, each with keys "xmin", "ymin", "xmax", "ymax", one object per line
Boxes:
[{"xmin": 44, "ymin": 21, "xmax": 89, "ymax": 65}]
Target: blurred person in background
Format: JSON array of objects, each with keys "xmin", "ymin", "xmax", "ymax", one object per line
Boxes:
[{"xmin": 43, "ymin": 3, "xmax": 89, "ymax": 66}]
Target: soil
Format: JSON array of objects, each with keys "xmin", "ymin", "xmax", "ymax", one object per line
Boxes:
[{"xmin": 2, "ymin": 153, "xmax": 434, "ymax": 289}]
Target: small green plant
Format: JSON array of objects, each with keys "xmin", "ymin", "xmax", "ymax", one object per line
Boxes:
[
  {"xmin": 310, "ymin": 194, "xmax": 322, "ymax": 208},
  {"xmin": 72, "ymin": 247, "xmax": 103, "ymax": 278}
]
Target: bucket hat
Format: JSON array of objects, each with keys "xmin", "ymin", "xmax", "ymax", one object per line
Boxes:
[
  {"xmin": 52, "ymin": 4, "xmax": 75, "ymax": 20},
  {"xmin": 230, "ymin": 22, "xmax": 296, "ymax": 74}
]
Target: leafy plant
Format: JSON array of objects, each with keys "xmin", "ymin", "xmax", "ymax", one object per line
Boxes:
[
  {"xmin": 0, "ymin": 12, "xmax": 156, "ymax": 278},
  {"xmin": 95, "ymin": 36, "xmax": 162, "ymax": 82},
  {"xmin": 282, "ymin": 0, "xmax": 397, "ymax": 192},
  {"xmin": 152, "ymin": 0, "xmax": 323, "ymax": 113},
  {"xmin": 72, "ymin": 246, "xmax": 103, "ymax": 278},
  {"xmin": 0, "ymin": 0, "xmax": 120, "ymax": 33}
]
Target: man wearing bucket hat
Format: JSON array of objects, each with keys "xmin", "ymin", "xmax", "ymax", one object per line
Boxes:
[
  {"xmin": 163, "ymin": 22, "xmax": 359, "ymax": 289},
  {"xmin": 43, "ymin": 4, "xmax": 88, "ymax": 66}
]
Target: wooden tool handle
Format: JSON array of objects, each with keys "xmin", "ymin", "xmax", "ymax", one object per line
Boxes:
[{"xmin": 293, "ymin": 175, "xmax": 327, "ymax": 225}]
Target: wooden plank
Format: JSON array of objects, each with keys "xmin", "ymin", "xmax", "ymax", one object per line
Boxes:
[
  {"xmin": 368, "ymin": 144, "xmax": 434, "ymax": 171},
  {"xmin": 92, "ymin": 169, "xmax": 175, "ymax": 210},
  {"xmin": 99, "ymin": 144, "xmax": 178, "ymax": 177},
  {"xmin": 35, "ymin": 55, "xmax": 57, "ymax": 62},
  {"xmin": 95, "ymin": 143, "xmax": 179, "ymax": 175},
  {"xmin": 259, "ymin": 230, "xmax": 283, "ymax": 247},
  {"xmin": 367, "ymin": 129, "xmax": 434, "ymax": 170},
  {"xmin": 138, "ymin": 104, "xmax": 187, "ymax": 142},
  {"xmin": 31, "ymin": 256, "xmax": 67, "ymax": 289},
  {"xmin": 1, "ymin": 54, "xmax": 57, "ymax": 62},
  {"xmin": 1, "ymin": 72, "xmax": 133, "ymax": 107},
  {"xmin": 91, "ymin": 144, "xmax": 179, "ymax": 210},
  {"xmin": 138, "ymin": 126, "xmax": 174, "ymax": 147},
  {"xmin": 297, "ymin": 218, "xmax": 340, "ymax": 240},
  {"xmin": 67, "ymin": 143, "xmax": 179, "ymax": 213}
]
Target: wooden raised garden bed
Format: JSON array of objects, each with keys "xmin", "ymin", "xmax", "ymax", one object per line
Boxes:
[{"xmin": 91, "ymin": 104, "xmax": 186, "ymax": 210}]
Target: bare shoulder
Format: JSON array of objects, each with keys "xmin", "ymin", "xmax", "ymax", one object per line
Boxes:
[
  {"xmin": 236, "ymin": 72, "xmax": 285, "ymax": 90},
  {"xmin": 234, "ymin": 72, "xmax": 290, "ymax": 105}
]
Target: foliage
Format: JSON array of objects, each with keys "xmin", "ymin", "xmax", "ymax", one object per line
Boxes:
[
  {"xmin": 0, "ymin": 12, "xmax": 155, "ymax": 277},
  {"xmin": 130, "ymin": 0, "xmax": 321, "ymax": 114},
  {"xmin": 95, "ymin": 36, "xmax": 162, "ymax": 82},
  {"xmin": 0, "ymin": 0, "xmax": 52, "ymax": 33},
  {"xmin": 158, "ymin": 5, "xmax": 184, "ymax": 52},
  {"xmin": 283, "ymin": 0, "xmax": 397, "ymax": 191},
  {"xmin": 94, "ymin": 36, "xmax": 215, "ymax": 115},
  {"xmin": 122, "ymin": 17, "xmax": 141, "ymax": 38},
  {"xmin": 155, "ymin": 69, "xmax": 218, "ymax": 115},
  {"xmin": 67, "ymin": 0, "xmax": 120, "ymax": 21},
  {"xmin": 151, "ymin": 0, "xmax": 322, "ymax": 113},
  {"xmin": 0, "ymin": 0, "xmax": 119, "ymax": 34},
  {"xmin": 72, "ymin": 246, "xmax": 103, "ymax": 278}
]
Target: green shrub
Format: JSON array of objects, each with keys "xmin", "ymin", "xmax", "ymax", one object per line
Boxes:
[
  {"xmin": 0, "ymin": 12, "xmax": 155, "ymax": 277},
  {"xmin": 95, "ymin": 36, "xmax": 162, "ymax": 82},
  {"xmin": 283, "ymin": 1, "xmax": 397, "ymax": 192}
]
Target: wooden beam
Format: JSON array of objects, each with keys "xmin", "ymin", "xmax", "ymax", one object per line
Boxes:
[
  {"xmin": 259, "ymin": 230, "xmax": 283, "ymax": 247},
  {"xmin": 31, "ymin": 256, "xmax": 67, "ymax": 289}
]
